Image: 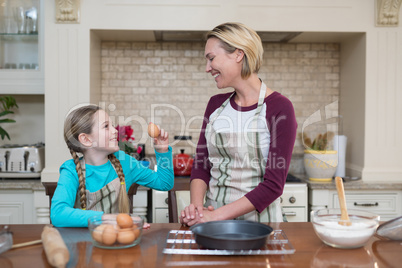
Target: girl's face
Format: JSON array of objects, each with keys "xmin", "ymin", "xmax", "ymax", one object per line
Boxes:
[
  {"xmin": 88, "ymin": 110, "xmax": 119, "ymax": 153},
  {"xmin": 204, "ymin": 37, "xmax": 242, "ymax": 89}
]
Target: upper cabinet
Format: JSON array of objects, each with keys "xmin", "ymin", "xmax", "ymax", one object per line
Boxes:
[{"xmin": 0, "ymin": 0, "xmax": 43, "ymax": 94}]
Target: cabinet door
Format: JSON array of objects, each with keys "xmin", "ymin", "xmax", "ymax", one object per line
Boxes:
[
  {"xmin": 154, "ymin": 208, "xmax": 169, "ymax": 223},
  {"xmin": 0, "ymin": 0, "xmax": 43, "ymax": 94},
  {"xmin": 0, "ymin": 190, "xmax": 34, "ymax": 224}
]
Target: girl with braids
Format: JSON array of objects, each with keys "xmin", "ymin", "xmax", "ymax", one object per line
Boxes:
[{"xmin": 51, "ymin": 105, "xmax": 174, "ymax": 227}]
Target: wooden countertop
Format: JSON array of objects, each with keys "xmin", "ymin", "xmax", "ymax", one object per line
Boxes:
[{"xmin": 0, "ymin": 222, "xmax": 400, "ymax": 267}]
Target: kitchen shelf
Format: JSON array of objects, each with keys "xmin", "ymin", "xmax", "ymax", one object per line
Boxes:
[
  {"xmin": 0, "ymin": 1, "xmax": 43, "ymax": 94},
  {"xmin": 0, "ymin": 33, "xmax": 38, "ymax": 37}
]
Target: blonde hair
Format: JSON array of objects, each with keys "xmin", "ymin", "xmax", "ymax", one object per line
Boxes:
[
  {"xmin": 64, "ymin": 105, "xmax": 130, "ymax": 213},
  {"xmin": 206, "ymin": 22, "xmax": 263, "ymax": 79}
]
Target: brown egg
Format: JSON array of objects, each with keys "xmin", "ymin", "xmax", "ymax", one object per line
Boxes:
[
  {"xmin": 147, "ymin": 123, "xmax": 160, "ymax": 138},
  {"xmin": 117, "ymin": 228, "xmax": 136, "ymax": 244},
  {"xmin": 92, "ymin": 224, "xmax": 107, "ymax": 243},
  {"xmin": 132, "ymin": 224, "xmax": 141, "ymax": 240},
  {"xmin": 116, "ymin": 213, "xmax": 133, "ymax": 228},
  {"xmin": 102, "ymin": 224, "xmax": 117, "ymax": 246}
]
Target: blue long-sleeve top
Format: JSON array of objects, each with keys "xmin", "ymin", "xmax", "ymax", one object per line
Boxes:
[{"xmin": 51, "ymin": 147, "xmax": 174, "ymax": 227}]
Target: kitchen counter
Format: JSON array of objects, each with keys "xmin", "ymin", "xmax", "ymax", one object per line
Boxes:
[
  {"xmin": 2, "ymin": 177, "xmax": 401, "ymax": 191},
  {"xmin": 1, "ymin": 222, "xmax": 400, "ymax": 267},
  {"xmin": 0, "ymin": 179, "xmax": 45, "ymax": 190},
  {"xmin": 306, "ymin": 178, "xmax": 402, "ymax": 190}
]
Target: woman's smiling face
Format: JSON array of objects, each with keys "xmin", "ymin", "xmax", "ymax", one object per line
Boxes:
[{"xmin": 204, "ymin": 37, "xmax": 241, "ymax": 89}]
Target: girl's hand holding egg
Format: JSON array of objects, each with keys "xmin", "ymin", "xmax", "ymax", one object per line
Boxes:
[
  {"xmin": 148, "ymin": 122, "xmax": 169, "ymax": 153},
  {"xmin": 148, "ymin": 123, "xmax": 160, "ymax": 138}
]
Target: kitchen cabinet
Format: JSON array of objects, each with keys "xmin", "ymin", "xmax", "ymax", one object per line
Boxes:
[
  {"xmin": 309, "ymin": 188, "xmax": 402, "ymax": 221},
  {"xmin": 0, "ymin": 189, "xmax": 34, "ymax": 224},
  {"xmin": 0, "ymin": 0, "xmax": 43, "ymax": 94},
  {"xmin": 0, "ymin": 188, "xmax": 48, "ymax": 224}
]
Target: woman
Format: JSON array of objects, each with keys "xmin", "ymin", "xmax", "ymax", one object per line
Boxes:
[{"xmin": 180, "ymin": 22, "xmax": 297, "ymax": 226}]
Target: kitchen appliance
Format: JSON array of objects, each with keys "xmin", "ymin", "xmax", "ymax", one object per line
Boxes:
[
  {"xmin": 0, "ymin": 143, "xmax": 45, "ymax": 178},
  {"xmin": 173, "ymin": 135, "xmax": 194, "ymax": 176},
  {"xmin": 173, "ymin": 149, "xmax": 194, "ymax": 176},
  {"xmin": 376, "ymin": 215, "xmax": 402, "ymax": 240}
]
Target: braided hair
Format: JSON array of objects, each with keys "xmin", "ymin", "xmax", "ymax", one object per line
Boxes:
[{"xmin": 63, "ymin": 105, "xmax": 130, "ymax": 212}]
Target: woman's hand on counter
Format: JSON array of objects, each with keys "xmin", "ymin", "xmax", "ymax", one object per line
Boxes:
[{"xmin": 180, "ymin": 205, "xmax": 215, "ymax": 226}]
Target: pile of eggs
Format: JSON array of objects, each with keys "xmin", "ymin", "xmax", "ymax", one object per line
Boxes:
[{"xmin": 91, "ymin": 214, "xmax": 141, "ymax": 246}]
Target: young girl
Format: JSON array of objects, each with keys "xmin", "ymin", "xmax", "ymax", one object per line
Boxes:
[{"xmin": 51, "ymin": 105, "xmax": 174, "ymax": 227}]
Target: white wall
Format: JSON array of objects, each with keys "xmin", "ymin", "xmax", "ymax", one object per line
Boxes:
[{"xmin": 0, "ymin": 95, "xmax": 44, "ymax": 146}]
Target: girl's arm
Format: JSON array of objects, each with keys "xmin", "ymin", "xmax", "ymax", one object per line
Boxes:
[
  {"xmin": 51, "ymin": 166, "xmax": 102, "ymax": 227},
  {"xmin": 123, "ymin": 146, "xmax": 174, "ymax": 192}
]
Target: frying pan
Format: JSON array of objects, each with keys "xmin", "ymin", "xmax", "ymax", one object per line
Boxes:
[{"xmin": 190, "ymin": 220, "xmax": 273, "ymax": 250}]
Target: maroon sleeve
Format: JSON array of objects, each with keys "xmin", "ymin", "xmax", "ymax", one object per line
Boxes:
[
  {"xmin": 190, "ymin": 92, "xmax": 233, "ymax": 185},
  {"xmin": 245, "ymin": 93, "xmax": 297, "ymax": 213}
]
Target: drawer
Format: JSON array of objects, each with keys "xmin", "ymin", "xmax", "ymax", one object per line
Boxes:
[
  {"xmin": 282, "ymin": 207, "xmax": 306, "ymax": 222},
  {"xmin": 332, "ymin": 193, "xmax": 399, "ymax": 215},
  {"xmin": 282, "ymin": 184, "xmax": 308, "ymax": 207},
  {"xmin": 153, "ymin": 190, "xmax": 168, "ymax": 208}
]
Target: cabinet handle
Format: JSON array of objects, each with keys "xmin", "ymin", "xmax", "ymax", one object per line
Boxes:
[
  {"xmin": 283, "ymin": 212, "xmax": 296, "ymax": 216},
  {"xmin": 165, "ymin": 198, "xmax": 169, "ymax": 204},
  {"xmin": 354, "ymin": 202, "xmax": 378, "ymax": 207}
]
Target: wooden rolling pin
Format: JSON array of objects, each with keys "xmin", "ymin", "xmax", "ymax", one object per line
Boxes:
[{"xmin": 41, "ymin": 226, "xmax": 70, "ymax": 268}]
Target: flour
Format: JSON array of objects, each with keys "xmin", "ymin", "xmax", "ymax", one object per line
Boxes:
[{"xmin": 313, "ymin": 220, "xmax": 377, "ymax": 248}]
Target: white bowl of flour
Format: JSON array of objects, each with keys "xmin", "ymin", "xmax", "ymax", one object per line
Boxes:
[{"xmin": 311, "ymin": 208, "xmax": 380, "ymax": 249}]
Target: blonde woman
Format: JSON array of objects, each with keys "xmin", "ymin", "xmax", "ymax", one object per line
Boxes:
[
  {"xmin": 181, "ymin": 22, "xmax": 297, "ymax": 226},
  {"xmin": 51, "ymin": 105, "xmax": 173, "ymax": 227}
]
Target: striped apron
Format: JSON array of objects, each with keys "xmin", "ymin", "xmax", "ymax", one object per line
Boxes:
[
  {"xmin": 74, "ymin": 159, "xmax": 121, "ymax": 213},
  {"xmin": 205, "ymin": 81, "xmax": 283, "ymax": 222}
]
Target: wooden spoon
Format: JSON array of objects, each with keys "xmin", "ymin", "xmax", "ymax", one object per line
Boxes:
[{"xmin": 335, "ymin": 176, "xmax": 352, "ymax": 226}]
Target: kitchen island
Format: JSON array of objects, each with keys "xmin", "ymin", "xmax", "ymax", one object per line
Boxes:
[{"xmin": 0, "ymin": 222, "xmax": 399, "ymax": 267}]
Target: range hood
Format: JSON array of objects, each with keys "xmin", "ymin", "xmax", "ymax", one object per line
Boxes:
[
  {"xmin": 93, "ymin": 30, "xmax": 301, "ymax": 43},
  {"xmin": 154, "ymin": 31, "xmax": 301, "ymax": 42}
]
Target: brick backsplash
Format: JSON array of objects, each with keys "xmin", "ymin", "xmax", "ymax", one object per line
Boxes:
[{"xmin": 101, "ymin": 41, "xmax": 340, "ymax": 161}]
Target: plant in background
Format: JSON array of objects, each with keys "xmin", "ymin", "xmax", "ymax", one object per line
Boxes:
[
  {"xmin": 303, "ymin": 131, "xmax": 334, "ymax": 151},
  {"xmin": 0, "ymin": 96, "xmax": 18, "ymax": 140},
  {"xmin": 116, "ymin": 125, "xmax": 142, "ymax": 155}
]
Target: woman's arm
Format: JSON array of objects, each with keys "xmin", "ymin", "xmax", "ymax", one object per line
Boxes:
[
  {"xmin": 183, "ymin": 196, "xmax": 256, "ymax": 226},
  {"xmin": 180, "ymin": 179, "xmax": 207, "ymax": 222}
]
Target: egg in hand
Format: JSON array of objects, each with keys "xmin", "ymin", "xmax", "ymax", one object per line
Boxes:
[{"xmin": 148, "ymin": 122, "xmax": 160, "ymax": 138}]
